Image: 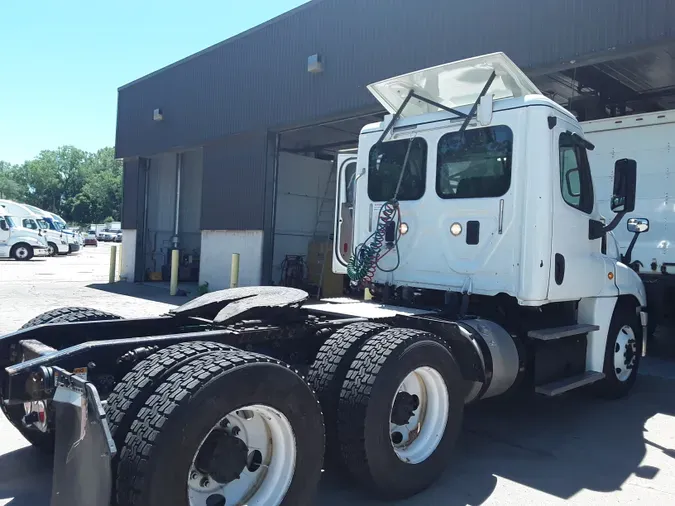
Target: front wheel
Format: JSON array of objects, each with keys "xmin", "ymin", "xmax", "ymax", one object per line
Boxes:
[
  {"xmin": 593, "ymin": 299, "xmax": 643, "ymax": 399},
  {"xmin": 47, "ymin": 242, "xmax": 57, "ymax": 257},
  {"xmin": 11, "ymin": 243, "xmax": 33, "ymax": 261},
  {"xmin": 115, "ymin": 350, "xmax": 325, "ymax": 506},
  {"xmin": 337, "ymin": 328, "xmax": 464, "ymax": 500}
]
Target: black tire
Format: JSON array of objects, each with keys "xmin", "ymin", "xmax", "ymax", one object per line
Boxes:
[
  {"xmin": 306, "ymin": 321, "xmax": 389, "ymax": 467},
  {"xmin": 115, "ymin": 350, "xmax": 325, "ymax": 506},
  {"xmin": 106, "ymin": 341, "xmax": 234, "ymax": 452},
  {"xmin": 338, "ymin": 328, "xmax": 464, "ymax": 500},
  {"xmin": 10, "ymin": 243, "xmax": 33, "ymax": 261},
  {"xmin": 20, "ymin": 307, "xmax": 121, "ymax": 329},
  {"xmin": 0, "ymin": 307, "xmax": 123, "ymax": 452},
  {"xmin": 47, "ymin": 242, "xmax": 57, "ymax": 257},
  {"xmin": 592, "ymin": 299, "xmax": 643, "ymax": 399}
]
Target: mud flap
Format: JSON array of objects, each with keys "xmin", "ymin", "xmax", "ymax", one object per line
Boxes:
[{"xmin": 50, "ymin": 371, "xmax": 116, "ymax": 506}]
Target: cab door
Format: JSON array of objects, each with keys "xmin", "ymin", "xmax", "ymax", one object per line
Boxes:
[
  {"xmin": 547, "ymin": 118, "xmax": 611, "ymax": 301},
  {"xmin": 332, "ymin": 152, "xmax": 358, "ymax": 275},
  {"xmin": 0, "ymin": 217, "xmax": 10, "ymax": 257}
]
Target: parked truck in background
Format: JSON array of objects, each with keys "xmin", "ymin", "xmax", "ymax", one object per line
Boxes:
[
  {"xmin": 583, "ymin": 111, "xmax": 675, "ymax": 337},
  {"xmin": 0, "ymin": 212, "xmax": 49, "ymax": 260},
  {"xmin": 22, "ymin": 204, "xmax": 82, "ymax": 254},
  {"xmin": 0, "ymin": 53, "xmax": 648, "ymax": 506},
  {"xmin": 0, "ymin": 200, "xmax": 70, "ymax": 257}
]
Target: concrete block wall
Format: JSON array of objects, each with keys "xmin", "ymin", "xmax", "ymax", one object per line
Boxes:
[{"xmin": 199, "ymin": 230, "xmax": 264, "ymax": 290}]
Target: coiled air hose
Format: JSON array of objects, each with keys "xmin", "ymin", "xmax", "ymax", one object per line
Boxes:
[
  {"xmin": 347, "ymin": 136, "xmax": 415, "ymax": 286},
  {"xmin": 347, "ymin": 200, "xmax": 401, "ymax": 285}
]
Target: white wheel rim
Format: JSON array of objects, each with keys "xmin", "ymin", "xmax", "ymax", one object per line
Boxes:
[
  {"xmin": 187, "ymin": 405, "xmax": 296, "ymax": 506},
  {"xmin": 614, "ymin": 325, "xmax": 637, "ymax": 382},
  {"xmin": 389, "ymin": 366, "xmax": 449, "ymax": 464},
  {"xmin": 48, "ymin": 245, "xmax": 55, "ymax": 255},
  {"xmin": 16, "ymin": 247, "xmax": 28, "ymax": 259}
]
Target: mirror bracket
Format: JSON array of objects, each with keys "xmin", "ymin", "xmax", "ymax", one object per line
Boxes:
[{"xmin": 589, "ymin": 213, "xmax": 625, "ymax": 240}]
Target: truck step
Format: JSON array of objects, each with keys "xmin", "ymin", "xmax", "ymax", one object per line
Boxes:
[
  {"xmin": 528, "ymin": 324, "xmax": 599, "ymax": 341},
  {"xmin": 535, "ymin": 371, "xmax": 605, "ymax": 396}
]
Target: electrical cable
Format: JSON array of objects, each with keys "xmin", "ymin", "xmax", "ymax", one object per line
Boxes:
[{"xmin": 347, "ymin": 136, "xmax": 416, "ymax": 286}]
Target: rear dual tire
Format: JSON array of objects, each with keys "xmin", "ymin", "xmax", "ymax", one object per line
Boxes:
[
  {"xmin": 309, "ymin": 324, "xmax": 464, "ymax": 500},
  {"xmin": 113, "ymin": 347, "xmax": 324, "ymax": 506}
]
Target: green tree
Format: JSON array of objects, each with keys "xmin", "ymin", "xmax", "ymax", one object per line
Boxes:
[
  {"xmin": 0, "ymin": 161, "xmax": 23, "ymax": 200},
  {"xmin": 3, "ymin": 146, "xmax": 122, "ymax": 225}
]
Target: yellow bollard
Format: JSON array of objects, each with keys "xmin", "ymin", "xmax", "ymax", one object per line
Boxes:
[
  {"xmin": 170, "ymin": 249, "xmax": 180, "ymax": 296},
  {"xmin": 108, "ymin": 245, "xmax": 117, "ymax": 284},
  {"xmin": 364, "ymin": 287, "xmax": 373, "ymax": 300},
  {"xmin": 230, "ymin": 253, "xmax": 240, "ymax": 288},
  {"xmin": 117, "ymin": 244, "xmax": 123, "ymax": 280}
]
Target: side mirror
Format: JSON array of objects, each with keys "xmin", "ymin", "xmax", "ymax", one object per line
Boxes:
[
  {"xmin": 627, "ymin": 217, "xmax": 649, "ymax": 234},
  {"xmin": 611, "ymin": 158, "xmax": 637, "ymax": 213},
  {"xmin": 0, "ymin": 221, "xmax": 7, "ymax": 231}
]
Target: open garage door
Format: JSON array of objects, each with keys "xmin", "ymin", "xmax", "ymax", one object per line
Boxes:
[{"xmin": 272, "ymin": 113, "xmax": 383, "ymax": 298}]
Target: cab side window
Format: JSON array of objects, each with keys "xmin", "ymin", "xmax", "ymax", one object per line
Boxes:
[
  {"xmin": 22, "ymin": 219, "xmax": 36, "ymax": 230},
  {"xmin": 559, "ymin": 132, "xmax": 594, "ymax": 214}
]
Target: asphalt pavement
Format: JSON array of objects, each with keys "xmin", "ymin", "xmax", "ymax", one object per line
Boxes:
[{"xmin": 0, "ymin": 243, "xmax": 674, "ymax": 505}]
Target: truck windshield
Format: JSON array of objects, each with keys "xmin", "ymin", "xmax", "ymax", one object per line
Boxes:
[
  {"xmin": 36, "ymin": 219, "xmax": 49, "ymax": 229},
  {"xmin": 368, "ymin": 138, "xmax": 427, "ymax": 201},
  {"xmin": 43, "ymin": 219, "xmax": 58, "ymax": 231},
  {"xmin": 436, "ymin": 125, "xmax": 513, "ymax": 199}
]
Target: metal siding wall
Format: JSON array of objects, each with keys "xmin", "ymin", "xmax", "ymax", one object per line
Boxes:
[
  {"xmin": 116, "ymin": 0, "xmax": 675, "ymax": 159},
  {"xmin": 121, "ymin": 159, "xmax": 139, "ymax": 229},
  {"xmin": 179, "ymin": 149, "xmax": 203, "ymax": 254},
  {"xmin": 201, "ymin": 131, "xmax": 269, "ymax": 231}
]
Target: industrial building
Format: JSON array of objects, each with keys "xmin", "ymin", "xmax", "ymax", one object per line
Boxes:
[{"xmin": 117, "ymin": 0, "xmax": 675, "ymax": 294}]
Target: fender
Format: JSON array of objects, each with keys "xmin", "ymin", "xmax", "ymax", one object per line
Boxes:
[{"xmin": 614, "ymin": 262, "xmax": 647, "ymax": 307}]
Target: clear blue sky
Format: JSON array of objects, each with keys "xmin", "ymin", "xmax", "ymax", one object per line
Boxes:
[{"xmin": 0, "ymin": 0, "xmax": 309, "ymax": 165}]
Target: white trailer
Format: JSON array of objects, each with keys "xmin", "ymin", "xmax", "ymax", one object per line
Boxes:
[
  {"xmin": 583, "ymin": 111, "xmax": 675, "ymax": 336},
  {"xmin": 0, "ymin": 53, "xmax": 648, "ymax": 506}
]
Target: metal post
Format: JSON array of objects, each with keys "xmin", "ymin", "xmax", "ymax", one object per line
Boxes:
[
  {"xmin": 170, "ymin": 248, "xmax": 180, "ymax": 296},
  {"xmin": 108, "ymin": 246, "xmax": 117, "ymax": 283},
  {"xmin": 230, "ymin": 253, "xmax": 240, "ymax": 288},
  {"xmin": 364, "ymin": 287, "xmax": 372, "ymax": 300},
  {"xmin": 172, "ymin": 153, "xmax": 182, "ymax": 249},
  {"xmin": 117, "ymin": 244, "xmax": 123, "ymax": 281}
]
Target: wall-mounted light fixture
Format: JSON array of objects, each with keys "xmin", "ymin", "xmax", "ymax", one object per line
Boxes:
[
  {"xmin": 153, "ymin": 108, "xmax": 164, "ymax": 122},
  {"xmin": 308, "ymin": 54, "xmax": 323, "ymax": 73}
]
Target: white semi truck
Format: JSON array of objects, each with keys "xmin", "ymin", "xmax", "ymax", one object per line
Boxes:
[
  {"xmin": 583, "ymin": 111, "xmax": 675, "ymax": 337},
  {"xmin": 0, "ymin": 200, "xmax": 71, "ymax": 256},
  {"xmin": 22, "ymin": 204, "xmax": 83, "ymax": 254},
  {"xmin": 0, "ymin": 53, "xmax": 647, "ymax": 506},
  {"xmin": 0, "ymin": 212, "xmax": 49, "ymax": 260}
]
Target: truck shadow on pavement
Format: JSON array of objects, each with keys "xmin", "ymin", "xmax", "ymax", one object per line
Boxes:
[
  {"xmin": 0, "ymin": 375, "xmax": 672, "ymax": 505},
  {"xmin": 318, "ymin": 374, "xmax": 675, "ymax": 505},
  {"xmin": 87, "ymin": 281, "xmax": 196, "ymax": 306},
  {"xmin": 0, "ymin": 445, "xmax": 52, "ymax": 505}
]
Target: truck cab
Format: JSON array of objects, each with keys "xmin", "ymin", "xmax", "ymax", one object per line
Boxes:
[
  {"xmin": 23, "ymin": 204, "xmax": 82, "ymax": 254},
  {"xmin": 0, "ymin": 213, "xmax": 49, "ymax": 260},
  {"xmin": 333, "ymin": 52, "xmax": 647, "ymax": 396},
  {"xmin": 0, "ymin": 200, "xmax": 70, "ymax": 257}
]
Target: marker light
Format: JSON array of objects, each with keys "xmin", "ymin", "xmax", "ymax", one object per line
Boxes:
[
  {"xmin": 399, "ymin": 223, "xmax": 409, "ymax": 235},
  {"xmin": 450, "ymin": 222, "xmax": 463, "ymax": 236}
]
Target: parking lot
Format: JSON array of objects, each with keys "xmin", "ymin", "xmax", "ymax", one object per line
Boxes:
[{"xmin": 0, "ymin": 246, "xmax": 674, "ymax": 505}]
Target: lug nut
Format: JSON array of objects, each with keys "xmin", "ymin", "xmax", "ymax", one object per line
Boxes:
[
  {"xmin": 231, "ymin": 426, "xmax": 241, "ymax": 437},
  {"xmin": 190, "ymin": 471, "xmax": 198, "ymax": 480},
  {"xmin": 200, "ymin": 477, "xmax": 210, "ymax": 488}
]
